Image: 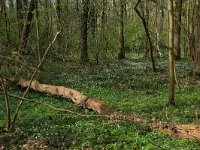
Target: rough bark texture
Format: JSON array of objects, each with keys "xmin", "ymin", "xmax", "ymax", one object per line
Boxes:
[{"xmin": 10, "ymin": 78, "xmax": 200, "ymax": 142}]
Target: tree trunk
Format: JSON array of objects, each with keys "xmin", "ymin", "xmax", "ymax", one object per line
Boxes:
[
  {"xmin": 168, "ymin": 0, "xmax": 175, "ymax": 105},
  {"xmin": 134, "ymin": 0, "xmax": 156, "ymax": 72},
  {"xmin": 1, "ymin": 0, "xmax": 10, "ymax": 48},
  {"xmin": 102, "ymin": 0, "xmax": 106, "ymax": 32},
  {"xmin": 0, "ymin": 0, "xmax": 2, "ymax": 13},
  {"xmin": 143, "ymin": 0, "xmax": 149, "ymax": 57},
  {"xmin": 174, "ymin": 0, "xmax": 183, "ymax": 60},
  {"xmin": 35, "ymin": 0, "xmax": 40, "ymax": 63},
  {"xmin": 56, "ymin": 0, "xmax": 62, "ymax": 48},
  {"xmin": 80, "ymin": 0, "xmax": 89, "ymax": 62},
  {"xmin": 194, "ymin": 0, "xmax": 200, "ymax": 74},
  {"xmin": 1, "ymin": 78, "xmax": 11, "ymax": 131},
  {"xmin": 89, "ymin": 1, "xmax": 97, "ymax": 37},
  {"xmin": 184, "ymin": 0, "xmax": 191, "ymax": 57},
  {"xmin": 186, "ymin": 1, "xmax": 196, "ymax": 59},
  {"xmin": 16, "ymin": 0, "xmax": 23, "ymax": 36},
  {"xmin": 118, "ymin": 0, "xmax": 125, "ymax": 59},
  {"xmin": 19, "ymin": 0, "xmax": 36, "ymax": 52},
  {"xmin": 101, "ymin": 0, "xmax": 108, "ymax": 55},
  {"xmin": 154, "ymin": 5, "xmax": 161, "ymax": 57}
]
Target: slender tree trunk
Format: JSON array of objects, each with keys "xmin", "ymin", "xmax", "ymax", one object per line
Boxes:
[
  {"xmin": 16, "ymin": 0, "xmax": 23, "ymax": 36},
  {"xmin": 19, "ymin": 0, "xmax": 36, "ymax": 52},
  {"xmin": 168, "ymin": 0, "xmax": 175, "ymax": 105},
  {"xmin": 102, "ymin": 0, "xmax": 106, "ymax": 31},
  {"xmin": 1, "ymin": 0, "xmax": 10, "ymax": 48},
  {"xmin": 194, "ymin": 0, "xmax": 200, "ymax": 74},
  {"xmin": 174, "ymin": 0, "xmax": 183, "ymax": 60},
  {"xmin": 143, "ymin": 0, "xmax": 149, "ymax": 57},
  {"xmin": 101, "ymin": 0, "xmax": 108, "ymax": 53},
  {"xmin": 160, "ymin": 2, "xmax": 165, "ymax": 33},
  {"xmin": 80, "ymin": 0, "xmax": 89, "ymax": 62},
  {"xmin": 154, "ymin": 4, "xmax": 161, "ymax": 57},
  {"xmin": 134, "ymin": 0, "xmax": 156, "ymax": 72},
  {"xmin": 56, "ymin": 0, "xmax": 62, "ymax": 48},
  {"xmin": 0, "ymin": 1, "xmax": 2, "ymax": 13},
  {"xmin": 1, "ymin": 78, "xmax": 11, "ymax": 132},
  {"xmin": 56, "ymin": 0, "xmax": 65, "ymax": 54},
  {"xmin": 185, "ymin": 0, "xmax": 191, "ymax": 57},
  {"xmin": 186, "ymin": 1, "xmax": 196, "ymax": 59},
  {"xmin": 89, "ymin": 1, "xmax": 97, "ymax": 37},
  {"xmin": 35, "ymin": 0, "xmax": 40, "ymax": 62},
  {"xmin": 190, "ymin": 2, "xmax": 196, "ymax": 60},
  {"xmin": 118, "ymin": 0, "xmax": 125, "ymax": 59}
]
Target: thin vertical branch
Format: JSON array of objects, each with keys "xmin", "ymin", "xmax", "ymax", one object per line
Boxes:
[
  {"xmin": 134, "ymin": 0, "xmax": 156, "ymax": 72},
  {"xmin": 11, "ymin": 32, "xmax": 61, "ymax": 130},
  {"xmin": 0, "ymin": 77, "xmax": 11, "ymax": 131}
]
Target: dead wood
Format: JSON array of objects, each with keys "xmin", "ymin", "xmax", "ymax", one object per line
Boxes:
[
  {"xmin": 9, "ymin": 77, "xmax": 200, "ymax": 142},
  {"xmin": 0, "ymin": 91, "xmax": 108, "ymax": 118},
  {"xmin": 9, "ymin": 77, "xmax": 143, "ymax": 123}
]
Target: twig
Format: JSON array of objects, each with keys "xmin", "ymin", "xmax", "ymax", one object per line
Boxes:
[
  {"xmin": 0, "ymin": 77, "xmax": 11, "ymax": 131},
  {"xmin": 146, "ymin": 139, "xmax": 167, "ymax": 150},
  {"xmin": 0, "ymin": 91, "xmax": 109, "ymax": 118},
  {"xmin": 11, "ymin": 31, "xmax": 61, "ymax": 130}
]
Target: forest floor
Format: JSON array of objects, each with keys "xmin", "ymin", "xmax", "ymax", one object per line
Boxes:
[{"xmin": 0, "ymin": 57, "xmax": 200, "ymax": 149}]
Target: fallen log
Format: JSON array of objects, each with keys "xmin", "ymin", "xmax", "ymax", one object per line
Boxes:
[{"xmin": 9, "ymin": 78, "xmax": 200, "ymax": 142}]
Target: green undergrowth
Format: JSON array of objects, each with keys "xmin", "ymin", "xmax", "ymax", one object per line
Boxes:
[{"xmin": 0, "ymin": 58, "xmax": 200, "ymax": 149}]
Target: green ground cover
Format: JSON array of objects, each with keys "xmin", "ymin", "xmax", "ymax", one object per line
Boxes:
[{"xmin": 0, "ymin": 58, "xmax": 200, "ymax": 149}]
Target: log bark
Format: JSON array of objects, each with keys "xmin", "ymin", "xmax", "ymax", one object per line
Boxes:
[
  {"xmin": 9, "ymin": 78, "xmax": 200, "ymax": 142},
  {"xmin": 9, "ymin": 78, "xmax": 134, "ymax": 118}
]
